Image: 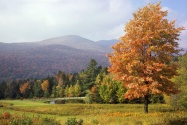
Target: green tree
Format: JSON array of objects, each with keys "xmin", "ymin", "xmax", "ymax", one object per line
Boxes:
[
  {"xmin": 99, "ymin": 75, "xmax": 117, "ymax": 103},
  {"xmin": 0, "ymin": 81, "xmax": 7, "ymax": 99},
  {"xmin": 5, "ymin": 81, "xmax": 20, "ymax": 99},
  {"xmin": 169, "ymin": 53, "xmax": 187, "ymax": 109},
  {"xmin": 74, "ymin": 80, "xmax": 81, "ymax": 97},
  {"xmin": 68, "ymin": 85, "xmax": 74, "ymax": 97},
  {"xmin": 33, "ymin": 80, "xmax": 43, "ymax": 97},
  {"xmin": 83, "ymin": 59, "xmax": 99, "ymax": 91},
  {"xmin": 91, "ymin": 69, "xmax": 108, "ymax": 103},
  {"xmin": 51, "ymin": 85, "xmax": 57, "ymax": 98},
  {"xmin": 108, "ymin": 2, "xmax": 184, "ymax": 113},
  {"xmin": 116, "ymin": 81, "xmax": 126, "ymax": 103},
  {"xmin": 65, "ymin": 85, "xmax": 69, "ymax": 97}
]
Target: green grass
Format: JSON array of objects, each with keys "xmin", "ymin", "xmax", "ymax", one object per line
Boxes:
[
  {"xmin": 0, "ymin": 100, "xmax": 187, "ymax": 125},
  {"xmin": 1, "ymin": 100, "xmax": 48, "ymax": 106}
]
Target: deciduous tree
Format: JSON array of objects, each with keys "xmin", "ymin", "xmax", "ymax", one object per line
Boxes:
[
  {"xmin": 20, "ymin": 82, "xmax": 30, "ymax": 98},
  {"xmin": 41, "ymin": 80, "xmax": 49, "ymax": 97},
  {"xmin": 108, "ymin": 2, "xmax": 184, "ymax": 113},
  {"xmin": 99, "ymin": 75, "xmax": 117, "ymax": 103}
]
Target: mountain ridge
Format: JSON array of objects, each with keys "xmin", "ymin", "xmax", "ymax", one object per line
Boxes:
[{"xmin": 0, "ymin": 35, "xmax": 112, "ymax": 81}]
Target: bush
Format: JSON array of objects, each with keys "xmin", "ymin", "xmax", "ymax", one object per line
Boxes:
[
  {"xmin": 43, "ymin": 100, "xmax": 51, "ymax": 103},
  {"xmin": 65, "ymin": 118, "xmax": 83, "ymax": 125},
  {"xmin": 37, "ymin": 117, "xmax": 61, "ymax": 125},
  {"xmin": 65, "ymin": 99, "xmax": 85, "ymax": 104},
  {"xmin": 85, "ymin": 94, "xmax": 93, "ymax": 104},
  {"xmin": 3, "ymin": 111, "xmax": 11, "ymax": 119},
  {"xmin": 54, "ymin": 100, "xmax": 66, "ymax": 104},
  {"xmin": 54, "ymin": 99, "xmax": 85, "ymax": 104}
]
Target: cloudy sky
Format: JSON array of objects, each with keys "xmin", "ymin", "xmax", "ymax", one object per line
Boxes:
[{"xmin": 0, "ymin": 0, "xmax": 186, "ymax": 47}]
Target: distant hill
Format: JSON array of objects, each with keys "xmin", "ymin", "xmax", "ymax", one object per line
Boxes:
[
  {"xmin": 96, "ymin": 39, "xmax": 118, "ymax": 49},
  {"xmin": 39, "ymin": 35, "xmax": 110, "ymax": 53},
  {"xmin": 0, "ymin": 35, "xmax": 111, "ymax": 81}
]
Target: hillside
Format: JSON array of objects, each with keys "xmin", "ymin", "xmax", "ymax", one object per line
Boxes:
[
  {"xmin": 39, "ymin": 35, "xmax": 111, "ymax": 53},
  {"xmin": 96, "ymin": 39, "xmax": 118, "ymax": 49},
  {"xmin": 0, "ymin": 35, "xmax": 111, "ymax": 81}
]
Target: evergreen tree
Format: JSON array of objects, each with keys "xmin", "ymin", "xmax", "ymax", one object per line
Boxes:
[
  {"xmin": 82, "ymin": 59, "xmax": 100, "ymax": 91},
  {"xmin": 74, "ymin": 80, "xmax": 81, "ymax": 97},
  {"xmin": 33, "ymin": 80, "xmax": 43, "ymax": 97},
  {"xmin": 0, "ymin": 81, "xmax": 7, "ymax": 99}
]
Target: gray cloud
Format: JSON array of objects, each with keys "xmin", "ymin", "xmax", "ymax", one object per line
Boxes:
[
  {"xmin": 0, "ymin": 0, "xmax": 186, "ymax": 48},
  {"xmin": 0, "ymin": 0, "xmax": 136, "ymax": 42}
]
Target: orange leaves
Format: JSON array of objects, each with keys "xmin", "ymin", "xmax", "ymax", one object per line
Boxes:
[
  {"xmin": 108, "ymin": 2, "xmax": 183, "ymax": 101},
  {"xmin": 91, "ymin": 86, "xmax": 96, "ymax": 94},
  {"xmin": 20, "ymin": 82, "xmax": 30, "ymax": 94}
]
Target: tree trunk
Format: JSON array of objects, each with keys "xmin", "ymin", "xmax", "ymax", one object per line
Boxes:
[{"xmin": 144, "ymin": 95, "xmax": 149, "ymax": 113}]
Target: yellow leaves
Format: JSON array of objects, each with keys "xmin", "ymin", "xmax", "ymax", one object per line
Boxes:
[{"xmin": 41, "ymin": 80, "xmax": 49, "ymax": 92}]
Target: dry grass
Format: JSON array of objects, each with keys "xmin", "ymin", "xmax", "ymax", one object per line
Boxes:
[{"xmin": 0, "ymin": 100, "xmax": 187, "ymax": 125}]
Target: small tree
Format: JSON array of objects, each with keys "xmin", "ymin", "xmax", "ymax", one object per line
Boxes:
[
  {"xmin": 74, "ymin": 80, "xmax": 81, "ymax": 97},
  {"xmin": 33, "ymin": 80, "xmax": 43, "ymax": 97},
  {"xmin": 68, "ymin": 85, "xmax": 74, "ymax": 97},
  {"xmin": 64, "ymin": 85, "xmax": 69, "ymax": 97},
  {"xmin": 20, "ymin": 82, "xmax": 30, "ymax": 98},
  {"xmin": 41, "ymin": 80, "xmax": 49, "ymax": 97},
  {"xmin": 99, "ymin": 75, "xmax": 117, "ymax": 103},
  {"xmin": 108, "ymin": 2, "xmax": 184, "ymax": 113},
  {"xmin": 116, "ymin": 81, "xmax": 126, "ymax": 103}
]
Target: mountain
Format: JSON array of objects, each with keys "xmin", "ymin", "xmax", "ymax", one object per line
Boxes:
[
  {"xmin": 0, "ymin": 35, "xmax": 110, "ymax": 82},
  {"xmin": 39, "ymin": 35, "xmax": 110, "ymax": 53},
  {"xmin": 96, "ymin": 39, "xmax": 118, "ymax": 49}
]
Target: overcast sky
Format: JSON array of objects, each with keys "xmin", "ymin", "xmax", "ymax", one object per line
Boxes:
[{"xmin": 0, "ymin": 0, "xmax": 186, "ymax": 48}]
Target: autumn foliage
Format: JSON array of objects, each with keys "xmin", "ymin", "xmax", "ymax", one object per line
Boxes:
[
  {"xmin": 108, "ymin": 2, "xmax": 184, "ymax": 113},
  {"xmin": 20, "ymin": 82, "xmax": 30, "ymax": 97},
  {"xmin": 41, "ymin": 80, "xmax": 49, "ymax": 92}
]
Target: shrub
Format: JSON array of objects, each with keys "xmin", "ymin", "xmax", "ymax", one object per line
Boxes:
[
  {"xmin": 54, "ymin": 99, "xmax": 66, "ymax": 104},
  {"xmin": 65, "ymin": 118, "xmax": 83, "ymax": 125},
  {"xmin": 38, "ymin": 117, "xmax": 61, "ymax": 125},
  {"xmin": 65, "ymin": 99, "xmax": 85, "ymax": 104},
  {"xmin": 3, "ymin": 111, "xmax": 11, "ymax": 119},
  {"xmin": 85, "ymin": 94, "xmax": 93, "ymax": 104}
]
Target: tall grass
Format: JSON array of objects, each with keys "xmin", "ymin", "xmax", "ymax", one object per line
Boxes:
[{"xmin": 0, "ymin": 100, "xmax": 187, "ymax": 125}]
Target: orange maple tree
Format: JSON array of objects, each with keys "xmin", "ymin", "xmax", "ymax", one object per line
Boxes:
[
  {"xmin": 108, "ymin": 2, "xmax": 184, "ymax": 113},
  {"xmin": 20, "ymin": 82, "xmax": 30, "ymax": 97}
]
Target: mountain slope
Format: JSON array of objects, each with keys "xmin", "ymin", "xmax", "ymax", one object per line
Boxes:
[
  {"xmin": 96, "ymin": 39, "xmax": 118, "ymax": 49},
  {"xmin": 0, "ymin": 35, "xmax": 110, "ymax": 81},
  {"xmin": 40, "ymin": 35, "xmax": 110, "ymax": 53}
]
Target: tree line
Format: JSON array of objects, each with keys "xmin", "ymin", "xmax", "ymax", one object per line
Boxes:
[{"xmin": 0, "ymin": 59, "xmax": 163, "ymax": 104}]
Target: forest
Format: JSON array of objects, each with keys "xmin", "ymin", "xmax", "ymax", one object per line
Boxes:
[
  {"xmin": 0, "ymin": 58, "xmax": 162, "ymax": 103},
  {"xmin": 0, "ymin": 59, "xmax": 127, "ymax": 104},
  {"xmin": 0, "ymin": 53, "xmax": 186, "ymax": 109}
]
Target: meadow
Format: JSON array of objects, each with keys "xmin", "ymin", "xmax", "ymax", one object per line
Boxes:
[{"xmin": 0, "ymin": 100, "xmax": 187, "ymax": 125}]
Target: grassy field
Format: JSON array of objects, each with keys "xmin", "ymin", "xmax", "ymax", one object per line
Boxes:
[{"xmin": 0, "ymin": 100, "xmax": 187, "ymax": 125}]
